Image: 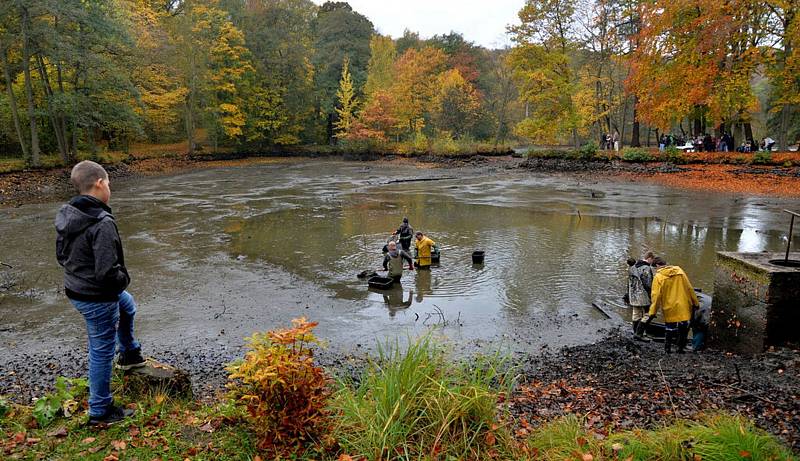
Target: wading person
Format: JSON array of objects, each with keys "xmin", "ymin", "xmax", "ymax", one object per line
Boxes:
[
  {"xmin": 628, "ymin": 252, "xmax": 654, "ymax": 342},
  {"xmin": 55, "ymin": 160, "xmax": 145, "ymax": 425},
  {"xmin": 394, "ymin": 217, "xmax": 414, "ymax": 252},
  {"xmin": 414, "ymin": 231, "xmax": 436, "ymax": 269},
  {"xmin": 646, "ymin": 257, "xmax": 699, "ymax": 354},
  {"xmin": 382, "ymin": 241, "xmax": 414, "ymax": 282}
]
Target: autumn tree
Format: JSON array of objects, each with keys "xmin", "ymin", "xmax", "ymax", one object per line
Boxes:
[
  {"xmin": 363, "ymin": 34, "xmax": 396, "ymax": 97},
  {"xmin": 627, "ymin": 0, "xmax": 765, "ymax": 140},
  {"xmin": 334, "ymin": 56, "xmax": 357, "ymax": 137},
  {"xmin": 764, "ymin": 0, "xmax": 800, "ymax": 149},
  {"xmin": 509, "ymin": 0, "xmax": 590, "ymax": 147},
  {"xmin": 389, "ymin": 46, "xmax": 448, "ymax": 137},
  {"xmin": 432, "ymin": 69, "xmax": 480, "ymax": 138},
  {"xmin": 345, "ymin": 90, "xmax": 398, "ymax": 142}
]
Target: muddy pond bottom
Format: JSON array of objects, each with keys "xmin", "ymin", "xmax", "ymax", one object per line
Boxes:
[{"xmin": 0, "ymin": 160, "xmax": 794, "ymax": 358}]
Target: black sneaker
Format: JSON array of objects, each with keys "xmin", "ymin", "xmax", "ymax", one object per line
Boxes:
[
  {"xmin": 87, "ymin": 405, "xmax": 135, "ymax": 426},
  {"xmin": 116, "ymin": 348, "xmax": 146, "ymax": 370}
]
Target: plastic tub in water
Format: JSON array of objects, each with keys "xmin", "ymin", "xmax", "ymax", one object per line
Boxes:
[{"xmin": 368, "ymin": 276, "xmax": 395, "ymax": 289}]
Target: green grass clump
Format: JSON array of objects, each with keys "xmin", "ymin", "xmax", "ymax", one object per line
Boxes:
[
  {"xmin": 752, "ymin": 151, "xmax": 773, "ymax": 165},
  {"xmin": 689, "ymin": 414, "xmax": 795, "ymax": 461},
  {"xmin": 621, "ymin": 147, "xmax": 654, "ymax": 162},
  {"xmin": 330, "ymin": 335, "xmax": 514, "ymax": 460}
]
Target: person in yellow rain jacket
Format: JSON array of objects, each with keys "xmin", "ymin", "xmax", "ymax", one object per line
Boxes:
[
  {"xmin": 647, "ymin": 257, "xmax": 700, "ymax": 354},
  {"xmin": 414, "ymin": 231, "xmax": 436, "ymax": 269}
]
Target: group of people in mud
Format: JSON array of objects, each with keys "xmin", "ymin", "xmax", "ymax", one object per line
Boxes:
[
  {"xmin": 381, "ymin": 217, "xmax": 437, "ymax": 283},
  {"xmin": 625, "ymin": 252, "xmax": 709, "ymax": 354}
]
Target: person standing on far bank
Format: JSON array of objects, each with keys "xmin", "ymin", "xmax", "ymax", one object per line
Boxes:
[{"xmin": 55, "ymin": 160, "xmax": 145, "ymax": 426}]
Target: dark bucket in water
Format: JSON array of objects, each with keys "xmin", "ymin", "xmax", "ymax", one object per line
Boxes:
[
  {"xmin": 472, "ymin": 250, "xmax": 485, "ymax": 264},
  {"xmin": 368, "ymin": 276, "xmax": 395, "ymax": 290}
]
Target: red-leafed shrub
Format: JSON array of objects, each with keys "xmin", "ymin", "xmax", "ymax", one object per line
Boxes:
[{"xmin": 226, "ymin": 317, "xmax": 331, "ymax": 454}]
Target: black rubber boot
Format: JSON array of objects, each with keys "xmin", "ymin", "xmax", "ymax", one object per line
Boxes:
[
  {"xmin": 634, "ymin": 320, "xmax": 652, "ymax": 342},
  {"xmin": 632, "ymin": 320, "xmax": 639, "ymax": 334},
  {"xmin": 676, "ymin": 322, "xmax": 689, "ymax": 353},
  {"xmin": 664, "ymin": 328, "xmax": 674, "ymax": 353}
]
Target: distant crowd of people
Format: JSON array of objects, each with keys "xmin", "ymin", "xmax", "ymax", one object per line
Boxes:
[{"xmin": 658, "ymin": 133, "xmax": 777, "ymax": 153}]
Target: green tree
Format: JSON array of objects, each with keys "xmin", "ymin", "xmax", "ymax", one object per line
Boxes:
[
  {"xmin": 230, "ymin": 0, "xmax": 318, "ymax": 145},
  {"xmin": 312, "ymin": 1, "xmax": 373, "ymax": 143}
]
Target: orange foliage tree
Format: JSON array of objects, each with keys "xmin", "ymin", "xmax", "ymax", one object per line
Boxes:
[
  {"xmin": 389, "ymin": 46, "xmax": 448, "ymax": 136},
  {"xmin": 627, "ymin": 0, "xmax": 765, "ymax": 133},
  {"xmin": 344, "ymin": 90, "xmax": 398, "ymax": 142}
]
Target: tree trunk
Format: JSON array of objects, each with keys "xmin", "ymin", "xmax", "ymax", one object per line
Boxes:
[
  {"xmin": 185, "ymin": 100, "xmax": 195, "ymax": 153},
  {"xmin": 630, "ymin": 96, "xmax": 640, "ymax": 147},
  {"xmin": 20, "ymin": 6, "xmax": 40, "ymax": 166},
  {"xmin": 36, "ymin": 54, "xmax": 69, "ymax": 162},
  {"xmin": 744, "ymin": 122, "xmax": 754, "ymax": 145},
  {"xmin": 1, "ymin": 48, "xmax": 29, "ymax": 159},
  {"xmin": 56, "ymin": 59, "xmax": 73, "ymax": 162}
]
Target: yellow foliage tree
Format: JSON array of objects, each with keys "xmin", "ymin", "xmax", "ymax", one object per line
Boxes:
[{"xmin": 334, "ymin": 56, "xmax": 357, "ymax": 138}]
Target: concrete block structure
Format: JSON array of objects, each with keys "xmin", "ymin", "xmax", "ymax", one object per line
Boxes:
[{"xmin": 710, "ymin": 252, "xmax": 800, "ymax": 354}]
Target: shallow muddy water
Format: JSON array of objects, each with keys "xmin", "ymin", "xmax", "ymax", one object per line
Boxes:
[{"xmin": 0, "ymin": 160, "xmax": 795, "ymax": 360}]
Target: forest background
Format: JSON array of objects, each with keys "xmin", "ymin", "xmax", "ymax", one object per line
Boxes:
[{"xmin": 0, "ymin": 0, "xmax": 798, "ymax": 167}]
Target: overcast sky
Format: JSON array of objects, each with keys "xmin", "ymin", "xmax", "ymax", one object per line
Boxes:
[{"xmin": 311, "ymin": 0, "xmax": 524, "ymax": 49}]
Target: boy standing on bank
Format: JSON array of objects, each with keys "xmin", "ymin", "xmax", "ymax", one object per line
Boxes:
[{"xmin": 56, "ymin": 160, "xmax": 145, "ymax": 425}]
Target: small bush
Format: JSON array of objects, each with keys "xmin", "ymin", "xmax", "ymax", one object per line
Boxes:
[
  {"xmin": 621, "ymin": 148, "xmax": 654, "ymax": 162},
  {"xmin": 664, "ymin": 146, "xmax": 687, "ymax": 164},
  {"xmin": 32, "ymin": 376, "xmax": 88, "ymax": 427},
  {"xmin": 577, "ymin": 141, "xmax": 598, "ymax": 160},
  {"xmin": 783, "ymin": 160, "xmax": 794, "ymax": 167},
  {"xmin": 331, "ymin": 335, "xmax": 514, "ymax": 460},
  {"xmin": 226, "ymin": 317, "xmax": 331, "ymax": 454},
  {"xmin": 751, "ymin": 151, "xmax": 772, "ymax": 165}
]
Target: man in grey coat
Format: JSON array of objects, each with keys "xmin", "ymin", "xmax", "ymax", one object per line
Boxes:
[{"xmin": 55, "ymin": 161, "xmax": 145, "ymax": 426}]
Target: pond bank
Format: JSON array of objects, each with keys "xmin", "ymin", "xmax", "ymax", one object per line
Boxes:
[
  {"xmin": 2, "ymin": 150, "xmax": 800, "ymax": 208},
  {"xmin": 2, "ymin": 331, "xmax": 798, "ymax": 452}
]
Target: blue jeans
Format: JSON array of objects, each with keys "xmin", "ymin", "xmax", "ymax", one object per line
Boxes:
[{"xmin": 70, "ymin": 290, "xmax": 140, "ymax": 416}]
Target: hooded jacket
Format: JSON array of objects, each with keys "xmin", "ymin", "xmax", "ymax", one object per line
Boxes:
[
  {"xmin": 415, "ymin": 236, "xmax": 435, "ymax": 267},
  {"xmin": 55, "ymin": 195, "xmax": 130, "ymax": 301},
  {"xmin": 648, "ymin": 265, "xmax": 699, "ymax": 323},
  {"xmin": 627, "ymin": 260, "xmax": 653, "ymax": 307}
]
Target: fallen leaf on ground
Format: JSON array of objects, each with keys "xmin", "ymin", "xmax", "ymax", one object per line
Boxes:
[
  {"xmin": 47, "ymin": 427, "xmax": 68, "ymax": 438},
  {"xmin": 198, "ymin": 422, "xmax": 214, "ymax": 433},
  {"xmin": 81, "ymin": 437, "xmax": 96, "ymax": 444},
  {"xmin": 111, "ymin": 440, "xmax": 126, "ymax": 450}
]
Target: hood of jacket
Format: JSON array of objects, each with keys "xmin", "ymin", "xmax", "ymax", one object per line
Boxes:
[
  {"xmin": 656, "ymin": 266, "xmax": 685, "ymax": 278},
  {"xmin": 55, "ymin": 195, "xmax": 112, "ymax": 239}
]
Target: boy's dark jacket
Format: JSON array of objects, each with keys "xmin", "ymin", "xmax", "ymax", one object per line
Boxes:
[{"xmin": 55, "ymin": 195, "xmax": 130, "ymax": 301}]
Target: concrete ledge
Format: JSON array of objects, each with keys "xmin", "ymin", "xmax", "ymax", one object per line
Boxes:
[{"xmin": 711, "ymin": 252, "xmax": 800, "ymax": 353}]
